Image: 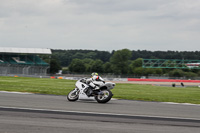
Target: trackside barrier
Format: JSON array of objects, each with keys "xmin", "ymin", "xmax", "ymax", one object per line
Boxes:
[
  {"xmin": 127, "ymin": 78, "xmax": 200, "ymax": 83},
  {"xmin": 64, "ymin": 77, "xmax": 128, "ymax": 81}
]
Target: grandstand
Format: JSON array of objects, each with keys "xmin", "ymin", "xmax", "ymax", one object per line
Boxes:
[{"xmin": 0, "ymin": 47, "xmax": 51, "ymax": 76}]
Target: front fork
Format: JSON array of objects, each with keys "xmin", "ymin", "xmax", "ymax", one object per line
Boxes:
[{"xmin": 73, "ymin": 88, "xmax": 80, "ymax": 95}]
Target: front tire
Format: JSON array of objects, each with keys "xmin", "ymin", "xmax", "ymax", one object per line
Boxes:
[
  {"xmin": 67, "ymin": 89, "xmax": 79, "ymax": 101},
  {"xmin": 95, "ymin": 89, "xmax": 113, "ymax": 103}
]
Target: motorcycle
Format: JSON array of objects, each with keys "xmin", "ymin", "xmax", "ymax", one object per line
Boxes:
[{"xmin": 67, "ymin": 78, "xmax": 115, "ymax": 103}]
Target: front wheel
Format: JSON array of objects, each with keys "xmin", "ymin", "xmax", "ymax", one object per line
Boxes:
[
  {"xmin": 67, "ymin": 89, "xmax": 79, "ymax": 101},
  {"xmin": 95, "ymin": 89, "xmax": 113, "ymax": 103}
]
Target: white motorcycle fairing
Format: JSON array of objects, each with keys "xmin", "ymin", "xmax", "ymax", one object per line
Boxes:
[
  {"xmin": 75, "ymin": 80, "xmax": 94, "ymax": 100},
  {"xmin": 67, "ymin": 78, "xmax": 115, "ymax": 103}
]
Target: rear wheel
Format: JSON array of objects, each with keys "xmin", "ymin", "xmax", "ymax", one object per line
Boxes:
[
  {"xmin": 95, "ymin": 89, "xmax": 113, "ymax": 103},
  {"xmin": 67, "ymin": 89, "xmax": 79, "ymax": 101}
]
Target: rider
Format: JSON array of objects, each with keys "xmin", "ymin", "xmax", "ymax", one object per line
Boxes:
[{"xmin": 86, "ymin": 72, "xmax": 105, "ymax": 90}]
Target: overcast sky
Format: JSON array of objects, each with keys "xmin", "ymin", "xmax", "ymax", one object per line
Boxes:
[{"xmin": 0, "ymin": 0, "xmax": 200, "ymax": 52}]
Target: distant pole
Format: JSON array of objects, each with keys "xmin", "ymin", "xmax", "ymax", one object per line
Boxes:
[{"xmin": 49, "ymin": 55, "xmax": 51, "ymax": 74}]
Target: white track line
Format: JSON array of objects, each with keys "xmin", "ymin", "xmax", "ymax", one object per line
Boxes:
[
  {"xmin": 0, "ymin": 106, "xmax": 200, "ymax": 121},
  {"xmin": 0, "ymin": 91, "xmax": 199, "ymax": 106},
  {"xmin": 160, "ymin": 102, "xmax": 200, "ymax": 106},
  {"xmin": 0, "ymin": 91, "xmax": 33, "ymax": 95}
]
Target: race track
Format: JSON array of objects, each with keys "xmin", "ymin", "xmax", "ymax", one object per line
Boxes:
[{"xmin": 0, "ymin": 92, "xmax": 200, "ymax": 133}]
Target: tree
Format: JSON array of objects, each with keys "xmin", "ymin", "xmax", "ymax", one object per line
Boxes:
[
  {"xmin": 184, "ymin": 72, "xmax": 197, "ymax": 79},
  {"xmin": 68, "ymin": 59, "xmax": 86, "ymax": 73},
  {"xmin": 84, "ymin": 52, "xmax": 97, "ymax": 59},
  {"xmin": 49, "ymin": 59, "xmax": 62, "ymax": 74},
  {"xmin": 82, "ymin": 58, "xmax": 94, "ymax": 72},
  {"xmin": 155, "ymin": 68, "xmax": 163, "ymax": 75},
  {"xmin": 51, "ymin": 49, "xmax": 112, "ymax": 66},
  {"xmin": 169, "ymin": 69, "xmax": 184, "ymax": 77},
  {"xmin": 133, "ymin": 67, "xmax": 145, "ymax": 75},
  {"xmin": 90, "ymin": 60, "xmax": 104, "ymax": 73},
  {"xmin": 129, "ymin": 58, "xmax": 143, "ymax": 74},
  {"xmin": 103, "ymin": 62, "xmax": 113, "ymax": 73},
  {"xmin": 110, "ymin": 49, "xmax": 132, "ymax": 74},
  {"xmin": 131, "ymin": 58, "xmax": 143, "ymax": 68}
]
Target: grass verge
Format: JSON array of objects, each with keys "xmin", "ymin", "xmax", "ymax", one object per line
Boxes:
[{"xmin": 0, "ymin": 76, "xmax": 200, "ymax": 104}]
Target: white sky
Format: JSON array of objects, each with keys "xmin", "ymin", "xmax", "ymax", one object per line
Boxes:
[{"xmin": 0, "ymin": 0, "xmax": 200, "ymax": 51}]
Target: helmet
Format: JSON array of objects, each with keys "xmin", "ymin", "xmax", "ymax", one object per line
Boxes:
[{"xmin": 91, "ymin": 72, "xmax": 98, "ymax": 77}]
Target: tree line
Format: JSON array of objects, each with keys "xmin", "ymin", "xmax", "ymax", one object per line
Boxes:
[{"xmin": 43, "ymin": 49, "xmax": 200, "ymax": 78}]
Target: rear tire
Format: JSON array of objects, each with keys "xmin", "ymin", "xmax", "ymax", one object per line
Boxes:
[
  {"xmin": 67, "ymin": 89, "xmax": 79, "ymax": 101},
  {"xmin": 95, "ymin": 89, "xmax": 113, "ymax": 103}
]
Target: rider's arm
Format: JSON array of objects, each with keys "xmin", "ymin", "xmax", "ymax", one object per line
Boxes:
[
  {"xmin": 92, "ymin": 75, "xmax": 104, "ymax": 82},
  {"xmin": 86, "ymin": 77, "xmax": 100, "ymax": 89},
  {"xmin": 99, "ymin": 76, "xmax": 105, "ymax": 83}
]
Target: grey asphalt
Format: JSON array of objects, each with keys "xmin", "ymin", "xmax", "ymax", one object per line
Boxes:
[{"xmin": 0, "ymin": 92, "xmax": 200, "ymax": 133}]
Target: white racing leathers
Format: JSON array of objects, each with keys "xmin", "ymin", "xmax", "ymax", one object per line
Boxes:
[{"xmin": 86, "ymin": 75, "xmax": 105, "ymax": 90}]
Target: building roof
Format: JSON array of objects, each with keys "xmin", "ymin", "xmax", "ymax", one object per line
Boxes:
[{"xmin": 0, "ymin": 47, "xmax": 52, "ymax": 54}]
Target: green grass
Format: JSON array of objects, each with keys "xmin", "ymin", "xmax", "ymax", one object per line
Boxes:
[
  {"xmin": 113, "ymin": 84, "xmax": 200, "ymax": 104},
  {"xmin": 0, "ymin": 76, "xmax": 200, "ymax": 104},
  {"xmin": 0, "ymin": 76, "xmax": 74, "ymax": 95}
]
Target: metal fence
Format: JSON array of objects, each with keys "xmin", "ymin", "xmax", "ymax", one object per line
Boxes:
[{"xmin": 0, "ymin": 64, "xmax": 49, "ymax": 76}]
